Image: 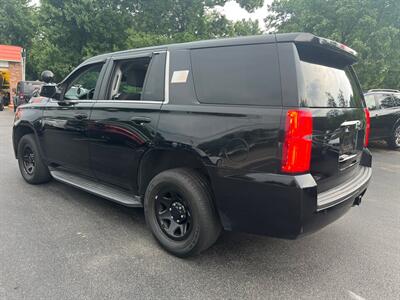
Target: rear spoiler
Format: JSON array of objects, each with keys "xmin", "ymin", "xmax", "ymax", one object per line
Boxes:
[{"xmin": 276, "ymin": 33, "xmax": 358, "ymax": 66}]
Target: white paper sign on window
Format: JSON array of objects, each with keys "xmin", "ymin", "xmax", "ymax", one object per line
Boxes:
[{"xmin": 171, "ymin": 70, "xmax": 189, "ymax": 83}]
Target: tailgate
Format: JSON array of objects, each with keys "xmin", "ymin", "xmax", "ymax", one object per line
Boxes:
[{"xmin": 295, "ymin": 43, "xmax": 368, "ymax": 193}]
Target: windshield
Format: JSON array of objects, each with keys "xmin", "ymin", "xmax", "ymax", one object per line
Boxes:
[{"xmin": 299, "ymin": 61, "xmax": 364, "ymax": 108}]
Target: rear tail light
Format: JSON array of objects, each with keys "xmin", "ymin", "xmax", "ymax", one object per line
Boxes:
[
  {"xmin": 364, "ymin": 108, "xmax": 370, "ymax": 147},
  {"xmin": 19, "ymin": 92, "xmax": 24, "ymax": 100},
  {"xmin": 281, "ymin": 109, "xmax": 313, "ymax": 173}
]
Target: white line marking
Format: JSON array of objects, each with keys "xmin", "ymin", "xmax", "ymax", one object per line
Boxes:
[{"xmin": 348, "ymin": 290, "xmax": 366, "ymax": 300}]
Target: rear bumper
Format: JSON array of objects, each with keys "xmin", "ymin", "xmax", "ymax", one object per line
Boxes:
[{"xmin": 210, "ymin": 149, "xmax": 372, "ymax": 239}]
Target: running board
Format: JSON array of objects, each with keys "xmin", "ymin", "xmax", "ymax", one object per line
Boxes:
[{"xmin": 50, "ymin": 170, "xmax": 143, "ymax": 207}]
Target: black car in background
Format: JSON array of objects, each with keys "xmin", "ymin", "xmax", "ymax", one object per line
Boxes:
[
  {"xmin": 13, "ymin": 81, "xmax": 44, "ymax": 112},
  {"xmin": 364, "ymin": 89, "xmax": 400, "ymax": 148},
  {"xmin": 12, "ymin": 33, "xmax": 372, "ymax": 257}
]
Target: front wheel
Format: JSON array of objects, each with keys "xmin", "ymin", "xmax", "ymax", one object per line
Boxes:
[
  {"xmin": 144, "ymin": 168, "xmax": 221, "ymax": 257},
  {"xmin": 387, "ymin": 123, "xmax": 400, "ymax": 149},
  {"xmin": 17, "ymin": 134, "xmax": 52, "ymax": 184}
]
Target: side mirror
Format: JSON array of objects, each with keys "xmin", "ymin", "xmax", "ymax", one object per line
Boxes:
[
  {"xmin": 40, "ymin": 84, "xmax": 60, "ymax": 99},
  {"xmin": 41, "ymin": 70, "xmax": 55, "ymax": 83}
]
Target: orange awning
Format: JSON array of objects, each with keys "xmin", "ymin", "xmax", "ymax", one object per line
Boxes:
[{"xmin": 0, "ymin": 45, "xmax": 22, "ymax": 62}]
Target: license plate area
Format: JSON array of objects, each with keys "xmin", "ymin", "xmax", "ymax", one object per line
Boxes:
[
  {"xmin": 340, "ymin": 129, "xmax": 357, "ymax": 154},
  {"xmin": 338, "ymin": 120, "xmax": 361, "ymax": 170}
]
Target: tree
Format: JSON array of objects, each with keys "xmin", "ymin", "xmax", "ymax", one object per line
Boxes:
[
  {"xmin": 266, "ymin": 0, "xmax": 400, "ymax": 90},
  {"xmin": 0, "ymin": 0, "xmax": 36, "ymax": 47},
  {"xmin": 28, "ymin": 0, "xmax": 262, "ymax": 80}
]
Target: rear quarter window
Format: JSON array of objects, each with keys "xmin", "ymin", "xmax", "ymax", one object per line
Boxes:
[{"xmin": 190, "ymin": 44, "xmax": 282, "ymax": 106}]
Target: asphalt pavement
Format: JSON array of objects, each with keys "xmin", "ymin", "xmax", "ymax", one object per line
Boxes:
[{"xmin": 0, "ymin": 108, "xmax": 399, "ymax": 300}]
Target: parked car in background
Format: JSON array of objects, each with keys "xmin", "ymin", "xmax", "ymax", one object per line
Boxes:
[
  {"xmin": 13, "ymin": 81, "xmax": 44, "ymax": 112},
  {"xmin": 2, "ymin": 92, "xmax": 10, "ymax": 106},
  {"xmin": 13, "ymin": 33, "xmax": 372, "ymax": 257},
  {"xmin": 0, "ymin": 91, "xmax": 10, "ymax": 111},
  {"xmin": 364, "ymin": 89, "xmax": 400, "ymax": 148}
]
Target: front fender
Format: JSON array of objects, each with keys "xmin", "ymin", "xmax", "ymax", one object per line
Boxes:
[{"xmin": 12, "ymin": 105, "xmax": 45, "ymax": 159}]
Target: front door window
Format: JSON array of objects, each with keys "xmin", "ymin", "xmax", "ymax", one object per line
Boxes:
[{"xmin": 64, "ymin": 64, "xmax": 103, "ymax": 100}]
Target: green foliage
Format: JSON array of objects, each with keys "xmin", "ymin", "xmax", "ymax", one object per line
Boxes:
[
  {"xmin": 266, "ymin": 0, "xmax": 400, "ymax": 90},
  {"xmin": 0, "ymin": 0, "xmax": 36, "ymax": 47},
  {"xmin": 20, "ymin": 0, "xmax": 261, "ymax": 80},
  {"xmin": 2, "ymin": 0, "xmax": 400, "ymax": 91}
]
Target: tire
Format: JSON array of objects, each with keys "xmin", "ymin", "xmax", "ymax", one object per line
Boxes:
[
  {"xmin": 0, "ymin": 101, "xmax": 3, "ymax": 111},
  {"xmin": 387, "ymin": 123, "xmax": 400, "ymax": 149},
  {"xmin": 17, "ymin": 134, "xmax": 51, "ymax": 184},
  {"xmin": 144, "ymin": 168, "xmax": 221, "ymax": 257}
]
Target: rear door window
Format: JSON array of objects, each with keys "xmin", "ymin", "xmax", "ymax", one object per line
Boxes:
[
  {"xmin": 108, "ymin": 53, "xmax": 165, "ymax": 101},
  {"xmin": 298, "ymin": 61, "xmax": 363, "ymax": 108},
  {"xmin": 190, "ymin": 44, "xmax": 281, "ymax": 106}
]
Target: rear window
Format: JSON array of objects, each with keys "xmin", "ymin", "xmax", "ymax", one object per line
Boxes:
[
  {"xmin": 190, "ymin": 44, "xmax": 281, "ymax": 106},
  {"xmin": 375, "ymin": 93, "xmax": 400, "ymax": 108},
  {"xmin": 23, "ymin": 82, "xmax": 42, "ymax": 95},
  {"xmin": 393, "ymin": 94, "xmax": 400, "ymax": 107},
  {"xmin": 298, "ymin": 61, "xmax": 363, "ymax": 108}
]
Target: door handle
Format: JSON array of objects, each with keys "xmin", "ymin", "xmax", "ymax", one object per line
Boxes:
[
  {"xmin": 74, "ymin": 113, "xmax": 88, "ymax": 120},
  {"xmin": 130, "ymin": 116, "xmax": 151, "ymax": 124}
]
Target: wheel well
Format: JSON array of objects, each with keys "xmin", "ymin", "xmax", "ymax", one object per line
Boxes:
[
  {"xmin": 138, "ymin": 149, "xmax": 211, "ymax": 196},
  {"xmin": 14, "ymin": 125, "xmax": 35, "ymax": 158}
]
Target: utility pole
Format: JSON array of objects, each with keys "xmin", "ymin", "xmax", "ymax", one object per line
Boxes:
[{"xmin": 21, "ymin": 48, "xmax": 26, "ymax": 81}]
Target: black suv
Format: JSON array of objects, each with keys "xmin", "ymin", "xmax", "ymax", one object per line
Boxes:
[
  {"xmin": 13, "ymin": 33, "xmax": 372, "ymax": 257},
  {"xmin": 364, "ymin": 89, "xmax": 400, "ymax": 148}
]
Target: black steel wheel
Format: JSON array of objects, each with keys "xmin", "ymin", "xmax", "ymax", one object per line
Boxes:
[
  {"xmin": 17, "ymin": 134, "xmax": 51, "ymax": 184},
  {"xmin": 144, "ymin": 168, "xmax": 221, "ymax": 257},
  {"xmin": 155, "ymin": 189, "xmax": 192, "ymax": 240},
  {"xmin": 22, "ymin": 145, "xmax": 35, "ymax": 175}
]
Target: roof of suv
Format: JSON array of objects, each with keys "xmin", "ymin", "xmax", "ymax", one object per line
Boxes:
[
  {"xmin": 74, "ymin": 32, "xmax": 358, "ymax": 77},
  {"xmin": 366, "ymin": 89, "xmax": 400, "ymax": 94},
  {"xmin": 82, "ymin": 33, "xmax": 322, "ymax": 65}
]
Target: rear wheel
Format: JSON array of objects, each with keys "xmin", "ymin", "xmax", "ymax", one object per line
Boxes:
[
  {"xmin": 144, "ymin": 168, "xmax": 221, "ymax": 257},
  {"xmin": 387, "ymin": 123, "xmax": 400, "ymax": 149},
  {"xmin": 0, "ymin": 100, "xmax": 3, "ymax": 111},
  {"xmin": 17, "ymin": 134, "xmax": 51, "ymax": 184}
]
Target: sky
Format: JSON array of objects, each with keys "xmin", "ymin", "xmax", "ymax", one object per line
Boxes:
[{"xmin": 217, "ymin": 0, "xmax": 272, "ymax": 28}]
